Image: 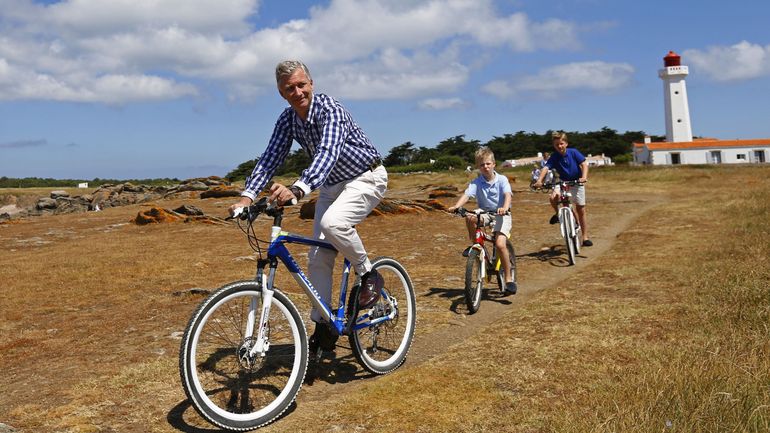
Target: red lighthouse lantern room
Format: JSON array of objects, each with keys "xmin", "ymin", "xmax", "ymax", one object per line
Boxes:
[{"xmin": 664, "ymin": 51, "xmax": 681, "ymax": 67}]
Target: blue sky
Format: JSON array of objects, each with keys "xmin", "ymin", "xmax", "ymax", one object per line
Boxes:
[{"xmin": 1, "ymin": 0, "xmax": 769, "ymax": 180}]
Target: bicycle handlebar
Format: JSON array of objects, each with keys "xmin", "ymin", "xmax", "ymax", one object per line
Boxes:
[
  {"xmin": 453, "ymin": 207, "xmax": 509, "ymax": 217},
  {"xmin": 227, "ymin": 197, "xmax": 292, "ymax": 222},
  {"xmin": 540, "ymin": 179, "xmax": 585, "ymax": 189}
]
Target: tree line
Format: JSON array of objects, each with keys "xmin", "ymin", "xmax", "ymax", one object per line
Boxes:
[
  {"xmin": 226, "ymin": 127, "xmax": 658, "ymax": 179},
  {"xmin": 0, "ymin": 176, "xmax": 181, "ymax": 189}
]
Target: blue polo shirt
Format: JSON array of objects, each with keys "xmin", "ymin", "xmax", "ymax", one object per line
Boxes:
[
  {"xmin": 464, "ymin": 172, "xmax": 512, "ymax": 212},
  {"xmin": 545, "ymin": 148, "xmax": 586, "ymax": 181}
]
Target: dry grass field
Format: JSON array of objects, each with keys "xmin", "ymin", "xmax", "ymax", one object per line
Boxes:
[{"xmin": 1, "ymin": 165, "xmax": 768, "ymax": 433}]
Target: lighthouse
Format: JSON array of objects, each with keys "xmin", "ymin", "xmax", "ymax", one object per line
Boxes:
[{"xmin": 658, "ymin": 51, "xmax": 693, "ymax": 142}]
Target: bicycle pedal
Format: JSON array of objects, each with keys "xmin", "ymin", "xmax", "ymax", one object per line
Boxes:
[{"xmin": 311, "ymin": 347, "xmax": 323, "ymax": 362}]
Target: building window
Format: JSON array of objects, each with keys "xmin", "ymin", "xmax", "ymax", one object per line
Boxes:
[
  {"xmin": 710, "ymin": 151, "xmax": 722, "ymax": 164},
  {"xmin": 737, "ymin": 154, "xmax": 747, "ymax": 161},
  {"xmin": 671, "ymin": 153, "xmax": 681, "ymax": 165}
]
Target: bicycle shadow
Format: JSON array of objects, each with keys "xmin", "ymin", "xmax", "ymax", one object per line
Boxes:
[
  {"xmin": 304, "ymin": 348, "xmax": 375, "ymax": 385},
  {"xmin": 167, "ymin": 348, "xmax": 369, "ymax": 432},
  {"xmin": 521, "ymin": 245, "xmax": 578, "ymax": 267},
  {"xmin": 167, "ymin": 398, "xmax": 299, "ymax": 432},
  {"xmin": 425, "ymin": 286, "xmax": 513, "ymax": 314}
]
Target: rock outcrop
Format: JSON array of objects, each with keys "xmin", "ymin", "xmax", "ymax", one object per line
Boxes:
[
  {"xmin": 2, "ymin": 177, "xmax": 240, "ymax": 222},
  {"xmin": 131, "ymin": 205, "xmax": 227, "ymax": 225}
]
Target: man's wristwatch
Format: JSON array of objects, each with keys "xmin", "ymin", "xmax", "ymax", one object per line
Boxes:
[{"xmin": 288, "ymin": 185, "xmax": 305, "ymax": 200}]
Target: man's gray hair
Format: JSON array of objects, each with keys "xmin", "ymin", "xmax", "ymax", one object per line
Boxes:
[{"xmin": 275, "ymin": 60, "xmax": 312, "ymax": 83}]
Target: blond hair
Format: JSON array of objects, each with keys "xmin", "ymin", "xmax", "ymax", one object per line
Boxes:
[
  {"xmin": 552, "ymin": 131, "xmax": 568, "ymax": 142},
  {"xmin": 474, "ymin": 147, "xmax": 495, "ymax": 165}
]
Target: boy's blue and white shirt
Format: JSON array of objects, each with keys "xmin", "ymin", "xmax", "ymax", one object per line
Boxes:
[
  {"xmin": 464, "ymin": 171, "xmax": 512, "ymax": 212},
  {"xmin": 242, "ymin": 93, "xmax": 381, "ymax": 200}
]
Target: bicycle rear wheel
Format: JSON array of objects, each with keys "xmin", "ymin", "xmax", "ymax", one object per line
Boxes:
[
  {"xmin": 179, "ymin": 281, "xmax": 307, "ymax": 431},
  {"xmin": 464, "ymin": 249, "xmax": 483, "ymax": 314},
  {"xmin": 349, "ymin": 257, "xmax": 416, "ymax": 374},
  {"xmin": 495, "ymin": 240, "xmax": 517, "ymax": 291}
]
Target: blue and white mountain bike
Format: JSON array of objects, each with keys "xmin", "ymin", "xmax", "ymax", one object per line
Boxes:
[{"xmin": 179, "ymin": 197, "xmax": 416, "ymax": 431}]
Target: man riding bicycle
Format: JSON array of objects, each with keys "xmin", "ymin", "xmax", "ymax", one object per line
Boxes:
[
  {"xmin": 533, "ymin": 131, "xmax": 592, "ymax": 247},
  {"xmin": 230, "ymin": 60, "xmax": 387, "ymax": 354}
]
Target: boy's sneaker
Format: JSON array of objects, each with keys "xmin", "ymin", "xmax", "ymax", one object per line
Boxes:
[
  {"xmin": 358, "ymin": 269, "xmax": 383, "ymax": 309},
  {"xmin": 549, "ymin": 214, "xmax": 559, "ymax": 225},
  {"xmin": 582, "ymin": 239, "xmax": 593, "ymax": 247},
  {"xmin": 308, "ymin": 322, "xmax": 338, "ymax": 353},
  {"xmin": 503, "ymin": 281, "xmax": 517, "ymax": 296}
]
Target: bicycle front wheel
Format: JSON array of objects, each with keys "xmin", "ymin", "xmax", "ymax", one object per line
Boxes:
[
  {"xmin": 561, "ymin": 210, "xmax": 577, "ymax": 265},
  {"xmin": 179, "ymin": 281, "xmax": 308, "ymax": 431},
  {"xmin": 464, "ymin": 249, "xmax": 483, "ymax": 314},
  {"xmin": 349, "ymin": 257, "xmax": 416, "ymax": 374},
  {"xmin": 572, "ymin": 210, "xmax": 582, "ymax": 255}
]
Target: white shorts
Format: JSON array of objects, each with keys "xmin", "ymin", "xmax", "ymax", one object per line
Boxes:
[
  {"xmin": 553, "ymin": 184, "xmax": 586, "ymax": 206},
  {"xmin": 479, "ymin": 212, "xmax": 512, "ymax": 238}
]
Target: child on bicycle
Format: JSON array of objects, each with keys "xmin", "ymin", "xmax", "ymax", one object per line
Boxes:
[
  {"xmin": 533, "ymin": 131, "xmax": 591, "ymax": 247},
  {"xmin": 448, "ymin": 147, "xmax": 516, "ymax": 295}
]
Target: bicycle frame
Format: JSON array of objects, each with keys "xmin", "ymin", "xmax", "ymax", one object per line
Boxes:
[
  {"xmin": 463, "ymin": 209, "xmax": 501, "ymax": 280},
  {"xmin": 246, "ymin": 209, "xmax": 396, "ymax": 359}
]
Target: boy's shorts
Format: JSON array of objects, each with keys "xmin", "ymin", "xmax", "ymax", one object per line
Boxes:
[
  {"xmin": 553, "ymin": 184, "xmax": 586, "ymax": 206},
  {"xmin": 479, "ymin": 212, "xmax": 512, "ymax": 238}
]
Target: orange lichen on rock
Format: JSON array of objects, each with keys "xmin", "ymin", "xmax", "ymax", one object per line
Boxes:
[
  {"xmin": 132, "ymin": 207, "xmax": 184, "ymax": 225},
  {"xmin": 428, "ymin": 190, "xmax": 457, "ymax": 198}
]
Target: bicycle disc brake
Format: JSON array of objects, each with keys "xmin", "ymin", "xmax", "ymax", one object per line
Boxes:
[{"xmin": 237, "ymin": 337, "xmax": 262, "ymax": 370}]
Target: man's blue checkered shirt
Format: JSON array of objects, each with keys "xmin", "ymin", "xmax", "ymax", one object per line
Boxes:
[{"xmin": 242, "ymin": 93, "xmax": 381, "ymax": 199}]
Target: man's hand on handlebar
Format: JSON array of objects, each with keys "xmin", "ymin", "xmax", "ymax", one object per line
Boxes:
[
  {"xmin": 229, "ymin": 196, "xmax": 253, "ymax": 217},
  {"xmin": 268, "ymin": 183, "xmax": 299, "ymax": 206}
]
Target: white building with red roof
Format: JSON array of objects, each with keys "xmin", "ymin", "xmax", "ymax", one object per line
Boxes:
[
  {"xmin": 634, "ymin": 137, "xmax": 770, "ymax": 165},
  {"xmin": 633, "ymin": 51, "xmax": 770, "ymax": 165}
]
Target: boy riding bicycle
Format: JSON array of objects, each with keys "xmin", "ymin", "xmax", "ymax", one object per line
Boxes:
[
  {"xmin": 448, "ymin": 147, "xmax": 516, "ymax": 295},
  {"xmin": 533, "ymin": 131, "xmax": 592, "ymax": 247}
]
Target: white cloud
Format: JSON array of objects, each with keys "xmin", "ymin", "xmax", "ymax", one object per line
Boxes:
[
  {"xmin": 481, "ymin": 79, "xmax": 517, "ymax": 99},
  {"xmin": 684, "ymin": 41, "xmax": 770, "ymax": 82},
  {"xmin": 418, "ymin": 97, "xmax": 468, "ymax": 110},
  {"xmin": 321, "ymin": 47, "xmax": 469, "ymax": 100},
  {"xmin": 0, "ymin": 0, "xmax": 583, "ymax": 103},
  {"xmin": 0, "ymin": 138, "xmax": 48, "ymax": 149},
  {"xmin": 43, "ymin": 0, "xmax": 258, "ymax": 36},
  {"xmin": 0, "ymin": 58, "xmax": 197, "ymax": 103},
  {"xmin": 482, "ymin": 61, "xmax": 634, "ymax": 99}
]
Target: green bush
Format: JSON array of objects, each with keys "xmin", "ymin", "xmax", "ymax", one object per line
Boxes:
[{"xmin": 433, "ymin": 155, "xmax": 467, "ymax": 170}]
